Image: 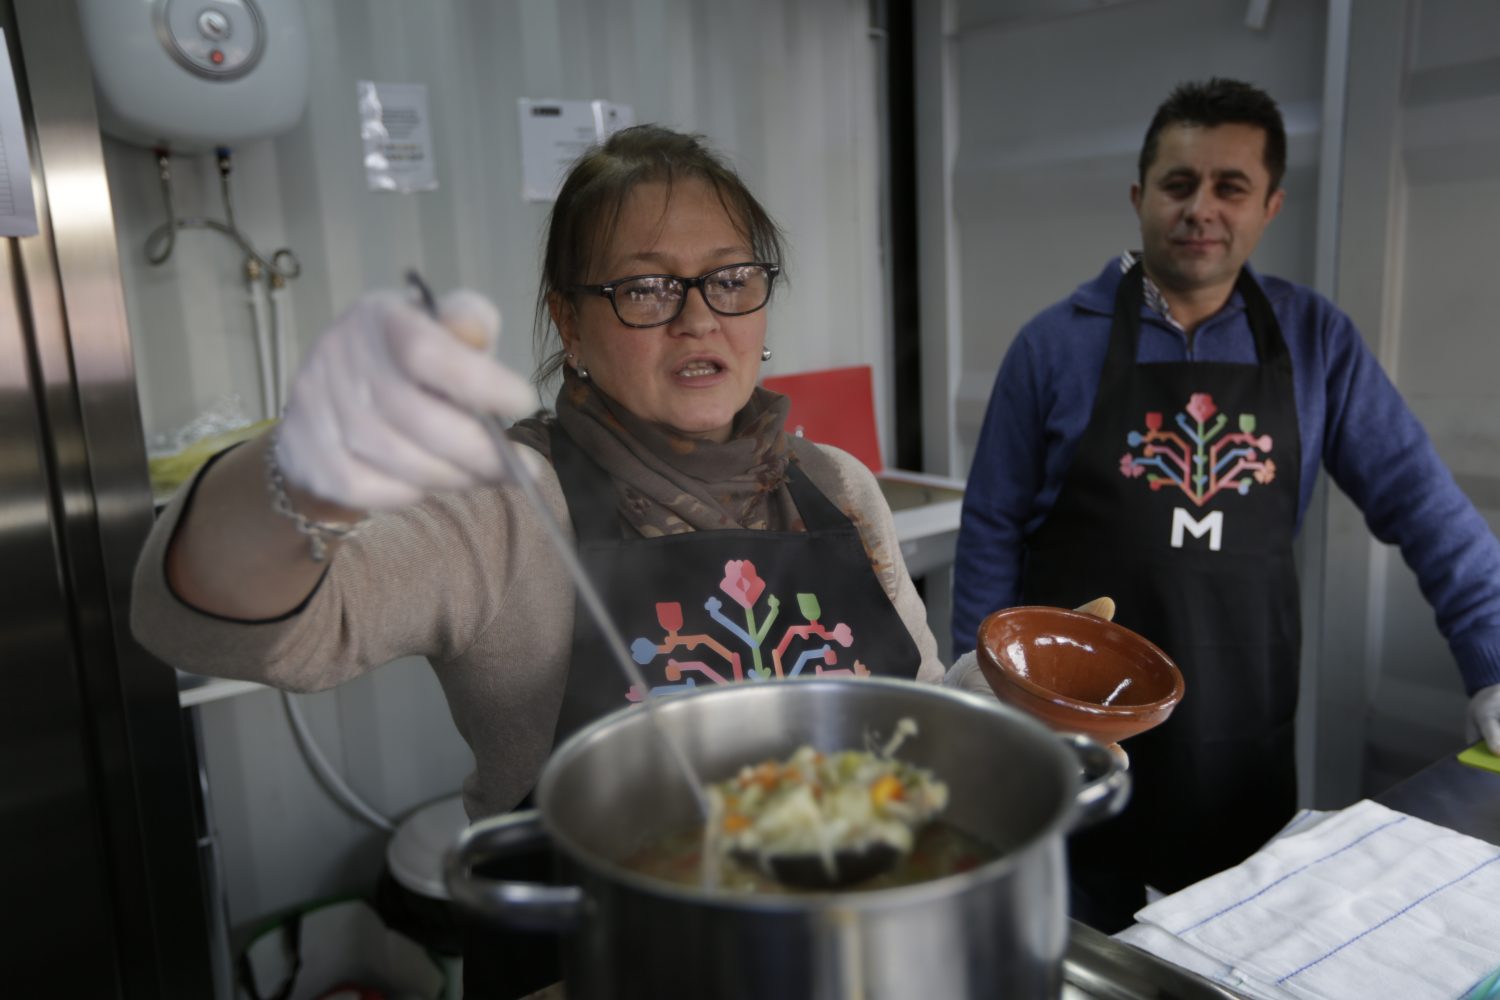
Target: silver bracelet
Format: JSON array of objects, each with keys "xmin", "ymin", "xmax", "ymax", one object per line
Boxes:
[{"xmin": 264, "ymin": 432, "xmax": 370, "ymax": 562}]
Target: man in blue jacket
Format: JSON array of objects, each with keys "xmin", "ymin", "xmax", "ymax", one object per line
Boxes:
[{"xmin": 951, "ymin": 77, "xmax": 1500, "ymax": 932}]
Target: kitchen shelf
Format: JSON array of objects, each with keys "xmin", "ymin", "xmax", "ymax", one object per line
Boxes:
[
  {"xmin": 878, "ymin": 468, "xmax": 965, "ymax": 579},
  {"xmin": 177, "ymin": 674, "xmax": 266, "ymax": 708}
]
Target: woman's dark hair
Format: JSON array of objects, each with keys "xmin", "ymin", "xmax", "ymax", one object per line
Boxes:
[
  {"xmin": 532, "ymin": 124, "xmax": 787, "ymax": 389},
  {"xmin": 1138, "ymin": 78, "xmax": 1287, "ymax": 196}
]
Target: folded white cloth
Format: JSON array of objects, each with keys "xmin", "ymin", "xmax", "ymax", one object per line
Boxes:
[{"xmin": 1115, "ymin": 800, "xmax": 1500, "ymax": 1000}]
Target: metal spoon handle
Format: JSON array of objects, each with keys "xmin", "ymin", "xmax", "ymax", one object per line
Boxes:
[
  {"xmin": 479, "ymin": 414, "xmax": 710, "ymax": 817},
  {"xmin": 406, "ymin": 271, "xmax": 709, "ymax": 818}
]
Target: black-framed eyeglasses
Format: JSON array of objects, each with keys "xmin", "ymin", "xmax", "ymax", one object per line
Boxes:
[{"xmin": 571, "ymin": 262, "xmax": 780, "ymax": 329}]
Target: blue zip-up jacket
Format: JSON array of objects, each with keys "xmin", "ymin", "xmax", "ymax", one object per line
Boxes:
[{"xmin": 952, "ymin": 259, "xmax": 1500, "ymax": 697}]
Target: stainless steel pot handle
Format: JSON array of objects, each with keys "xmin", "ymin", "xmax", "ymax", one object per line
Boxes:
[
  {"xmin": 1060, "ymin": 733, "xmax": 1131, "ymax": 832},
  {"xmin": 442, "ymin": 809, "xmax": 587, "ymax": 932}
]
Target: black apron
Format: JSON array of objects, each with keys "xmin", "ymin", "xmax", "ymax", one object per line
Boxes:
[
  {"xmin": 1021, "ymin": 263, "xmax": 1302, "ymax": 931},
  {"xmin": 549, "ymin": 427, "xmax": 923, "ymax": 741},
  {"xmin": 465, "ymin": 427, "xmax": 923, "ymax": 997}
]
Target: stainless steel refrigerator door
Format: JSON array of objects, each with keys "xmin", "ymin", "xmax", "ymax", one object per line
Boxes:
[{"xmin": 0, "ymin": 1, "xmax": 212, "ymax": 995}]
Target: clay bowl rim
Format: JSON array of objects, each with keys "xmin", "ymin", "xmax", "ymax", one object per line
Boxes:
[{"xmin": 978, "ymin": 605, "xmax": 1185, "ymax": 720}]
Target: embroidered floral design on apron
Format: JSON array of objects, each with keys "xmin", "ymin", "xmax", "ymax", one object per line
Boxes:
[
  {"xmin": 624, "ymin": 558, "xmax": 869, "ymax": 701},
  {"xmin": 1119, "ymin": 391, "xmax": 1277, "ymax": 507},
  {"xmin": 548, "ymin": 427, "xmax": 919, "ymax": 745}
]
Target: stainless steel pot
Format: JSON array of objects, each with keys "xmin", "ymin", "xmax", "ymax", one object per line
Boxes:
[{"xmin": 444, "ymin": 677, "xmax": 1129, "ymax": 999}]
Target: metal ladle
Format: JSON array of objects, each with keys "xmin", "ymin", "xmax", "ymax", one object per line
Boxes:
[
  {"xmin": 406, "ymin": 271, "xmax": 710, "ymax": 818},
  {"xmin": 733, "ymin": 841, "xmax": 906, "ymax": 891},
  {"xmin": 727, "ymin": 718, "xmax": 939, "ymax": 891},
  {"xmin": 752, "ymin": 599, "xmax": 1122, "ymax": 888}
]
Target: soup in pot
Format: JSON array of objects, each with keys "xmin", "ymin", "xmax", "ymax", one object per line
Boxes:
[
  {"xmin": 620, "ymin": 722, "xmax": 998, "ymax": 893},
  {"xmin": 622, "ymin": 819, "xmax": 999, "ymax": 893}
]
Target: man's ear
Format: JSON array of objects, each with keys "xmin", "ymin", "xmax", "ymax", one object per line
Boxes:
[
  {"xmin": 1264, "ymin": 186, "xmax": 1285, "ymax": 223},
  {"xmin": 1129, "ymin": 182, "xmax": 1143, "ymax": 215}
]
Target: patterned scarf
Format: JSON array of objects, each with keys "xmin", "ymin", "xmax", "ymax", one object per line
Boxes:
[{"xmin": 509, "ymin": 369, "xmax": 806, "ymax": 537}]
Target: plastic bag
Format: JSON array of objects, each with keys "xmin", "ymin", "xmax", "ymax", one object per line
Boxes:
[
  {"xmin": 238, "ymin": 898, "xmax": 445, "ymax": 1000},
  {"xmin": 146, "ymin": 394, "xmax": 273, "ymax": 503}
]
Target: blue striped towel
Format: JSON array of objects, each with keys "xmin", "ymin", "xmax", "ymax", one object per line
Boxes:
[{"xmin": 1115, "ymin": 800, "xmax": 1500, "ymax": 999}]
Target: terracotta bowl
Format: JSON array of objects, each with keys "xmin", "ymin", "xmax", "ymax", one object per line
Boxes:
[{"xmin": 976, "ymin": 606, "xmax": 1184, "ymax": 745}]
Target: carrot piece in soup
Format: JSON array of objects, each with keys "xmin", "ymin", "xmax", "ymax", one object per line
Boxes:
[{"xmin": 870, "ymin": 775, "xmax": 905, "ymax": 807}]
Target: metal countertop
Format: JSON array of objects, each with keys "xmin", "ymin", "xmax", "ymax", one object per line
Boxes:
[
  {"xmin": 1373, "ymin": 746, "xmax": 1500, "ymax": 845},
  {"xmin": 1063, "ymin": 920, "xmax": 1246, "ymax": 998}
]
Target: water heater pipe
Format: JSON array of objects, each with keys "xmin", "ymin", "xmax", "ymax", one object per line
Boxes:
[
  {"xmin": 280, "ymin": 691, "xmax": 396, "ymax": 834},
  {"xmin": 270, "ymin": 271, "xmax": 293, "ymax": 412},
  {"xmin": 245, "ymin": 257, "xmax": 276, "ymax": 421}
]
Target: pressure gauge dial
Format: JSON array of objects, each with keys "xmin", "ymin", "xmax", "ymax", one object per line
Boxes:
[{"xmin": 155, "ymin": 0, "xmax": 265, "ymax": 81}]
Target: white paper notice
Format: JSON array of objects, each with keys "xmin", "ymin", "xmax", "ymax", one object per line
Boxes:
[
  {"xmin": 358, "ymin": 81, "xmax": 438, "ymax": 193},
  {"xmin": 0, "ymin": 30, "xmax": 38, "ymax": 236},
  {"xmin": 518, "ymin": 99, "xmax": 635, "ymax": 202}
]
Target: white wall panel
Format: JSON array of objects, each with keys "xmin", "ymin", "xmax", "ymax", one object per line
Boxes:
[
  {"xmin": 111, "ymin": 0, "xmax": 887, "ymax": 446},
  {"xmin": 1356, "ymin": 0, "xmax": 1500, "ymax": 789},
  {"xmin": 943, "ymin": 0, "xmax": 1328, "ymax": 471}
]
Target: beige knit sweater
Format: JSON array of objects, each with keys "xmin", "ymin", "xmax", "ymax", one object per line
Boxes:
[{"xmin": 131, "ymin": 442, "xmax": 944, "ymax": 820}]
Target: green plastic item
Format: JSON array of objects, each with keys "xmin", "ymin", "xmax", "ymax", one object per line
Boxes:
[
  {"xmin": 1462, "ymin": 965, "xmax": 1500, "ymax": 1000},
  {"xmin": 1457, "ymin": 740, "xmax": 1500, "ymax": 775}
]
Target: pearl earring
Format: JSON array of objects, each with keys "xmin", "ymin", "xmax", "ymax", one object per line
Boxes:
[
  {"xmin": 578, "ymin": 364, "xmax": 590, "ymax": 380},
  {"xmin": 761, "ymin": 346, "xmax": 773, "ymax": 362}
]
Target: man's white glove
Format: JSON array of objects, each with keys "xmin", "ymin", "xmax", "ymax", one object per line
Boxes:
[
  {"xmin": 275, "ymin": 289, "xmax": 539, "ymax": 511},
  {"xmin": 1467, "ymin": 683, "xmax": 1500, "ymax": 754},
  {"xmin": 942, "ymin": 648, "xmax": 995, "ymax": 699}
]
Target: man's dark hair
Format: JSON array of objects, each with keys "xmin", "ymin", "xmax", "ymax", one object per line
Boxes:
[{"xmin": 1138, "ymin": 78, "xmax": 1287, "ymax": 195}]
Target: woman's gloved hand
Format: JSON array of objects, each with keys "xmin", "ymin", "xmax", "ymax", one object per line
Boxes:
[
  {"xmin": 1468, "ymin": 683, "xmax": 1500, "ymax": 754},
  {"xmin": 274, "ymin": 289, "xmax": 539, "ymax": 511},
  {"xmin": 942, "ymin": 648, "xmax": 994, "ymax": 699}
]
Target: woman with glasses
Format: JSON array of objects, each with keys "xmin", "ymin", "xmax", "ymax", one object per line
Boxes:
[{"xmin": 130, "ymin": 125, "xmax": 955, "ymax": 996}]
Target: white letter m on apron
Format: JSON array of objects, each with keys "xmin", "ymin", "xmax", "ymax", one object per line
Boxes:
[{"xmin": 1171, "ymin": 507, "xmax": 1223, "ymax": 552}]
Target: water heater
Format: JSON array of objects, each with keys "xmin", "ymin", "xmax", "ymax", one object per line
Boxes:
[{"xmin": 80, "ymin": 0, "xmax": 310, "ymax": 152}]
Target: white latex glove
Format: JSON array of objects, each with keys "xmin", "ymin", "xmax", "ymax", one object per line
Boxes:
[
  {"xmin": 1467, "ymin": 683, "xmax": 1500, "ymax": 754},
  {"xmin": 942, "ymin": 648, "xmax": 995, "ymax": 699},
  {"xmin": 275, "ymin": 288, "xmax": 539, "ymax": 510}
]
